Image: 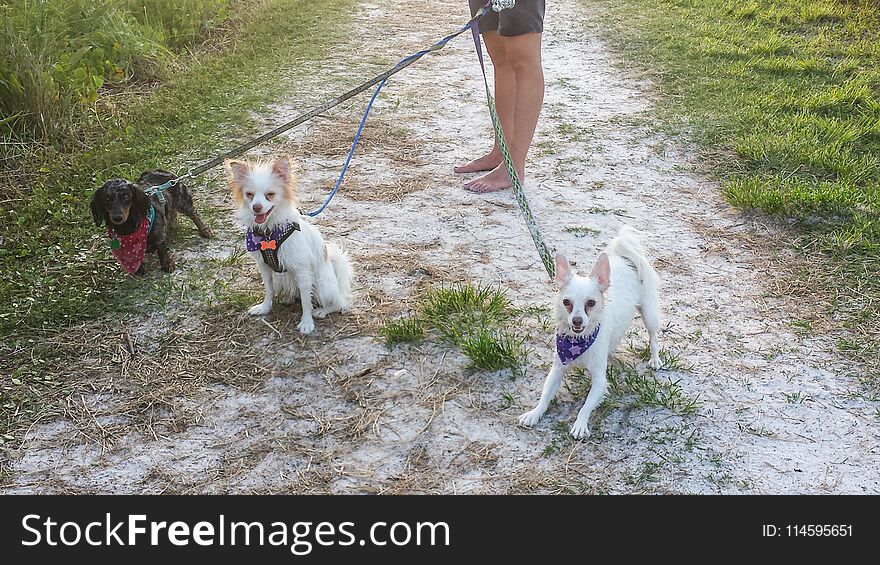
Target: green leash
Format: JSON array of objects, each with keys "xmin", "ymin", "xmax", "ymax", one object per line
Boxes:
[{"xmin": 469, "ymin": 18, "xmax": 556, "ymax": 279}]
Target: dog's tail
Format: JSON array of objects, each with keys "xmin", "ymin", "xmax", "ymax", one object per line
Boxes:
[
  {"xmin": 325, "ymin": 242, "xmax": 354, "ymax": 310},
  {"xmin": 607, "ymin": 226, "xmax": 658, "ymax": 287}
]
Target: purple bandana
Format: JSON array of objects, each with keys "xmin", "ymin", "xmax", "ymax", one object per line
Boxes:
[{"xmin": 556, "ymin": 324, "xmax": 601, "ymax": 365}]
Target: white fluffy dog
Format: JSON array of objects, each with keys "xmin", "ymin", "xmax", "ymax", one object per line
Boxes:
[
  {"xmin": 519, "ymin": 227, "xmax": 662, "ymax": 438},
  {"xmin": 227, "ymin": 158, "xmax": 353, "ymax": 334}
]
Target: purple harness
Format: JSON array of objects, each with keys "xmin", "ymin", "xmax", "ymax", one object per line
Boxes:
[
  {"xmin": 245, "ymin": 221, "xmax": 300, "ymax": 273},
  {"xmin": 556, "ymin": 324, "xmax": 601, "ymax": 365}
]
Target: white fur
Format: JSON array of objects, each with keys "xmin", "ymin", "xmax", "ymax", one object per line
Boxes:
[
  {"xmin": 518, "ymin": 227, "xmax": 662, "ymax": 439},
  {"xmin": 228, "ymin": 159, "xmax": 353, "ymax": 334}
]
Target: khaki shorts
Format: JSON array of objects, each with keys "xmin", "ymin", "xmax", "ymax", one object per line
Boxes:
[{"xmin": 469, "ymin": 0, "xmax": 545, "ymax": 37}]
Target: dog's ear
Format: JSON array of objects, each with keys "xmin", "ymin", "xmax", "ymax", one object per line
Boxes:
[
  {"xmin": 272, "ymin": 157, "xmax": 290, "ymax": 184},
  {"xmin": 272, "ymin": 158, "xmax": 291, "ymax": 183},
  {"xmin": 554, "ymin": 253, "xmax": 573, "ymax": 286},
  {"xmin": 90, "ymin": 185, "xmax": 107, "ymax": 227},
  {"xmin": 226, "ymin": 159, "xmax": 249, "ymax": 184},
  {"xmin": 226, "ymin": 160, "xmax": 248, "ymax": 204},
  {"xmin": 129, "ymin": 183, "xmax": 150, "ymax": 222},
  {"xmin": 273, "ymin": 158, "xmax": 298, "ymax": 203},
  {"xmin": 590, "ymin": 252, "xmax": 611, "ymax": 291}
]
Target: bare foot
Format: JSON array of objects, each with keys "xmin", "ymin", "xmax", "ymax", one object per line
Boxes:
[
  {"xmin": 453, "ymin": 150, "xmax": 501, "ymax": 174},
  {"xmin": 463, "ymin": 165, "xmax": 521, "ymax": 193}
]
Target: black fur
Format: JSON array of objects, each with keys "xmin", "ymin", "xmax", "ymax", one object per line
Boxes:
[{"xmin": 91, "ymin": 169, "xmax": 213, "ymax": 273}]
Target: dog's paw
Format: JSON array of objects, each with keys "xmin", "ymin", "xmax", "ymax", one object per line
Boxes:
[
  {"xmin": 313, "ymin": 307, "xmax": 330, "ymax": 319},
  {"xmin": 569, "ymin": 421, "xmax": 592, "ymax": 440},
  {"xmin": 199, "ymin": 227, "xmax": 214, "ymax": 239},
  {"xmin": 518, "ymin": 409, "xmax": 544, "ymax": 428},
  {"xmin": 298, "ymin": 317, "xmax": 315, "ymax": 334},
  {"xmin": 649, "ymin": 355, "xmax": 662, "ymax": 370},
  {"xmin": 248, "ymin": 302, "xmax": 272, "ymax": 316},
  {"xmin": 161, "ymin": 258, "xmax": 176, "ymax": 272}
]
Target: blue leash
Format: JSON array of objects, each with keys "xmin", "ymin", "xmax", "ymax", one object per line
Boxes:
[
  {"xmin": 305, "ymin": 77, "xmax": 386, "ymax": 217},
  {"xmin": 305, "ymin": 6, "xmax": 492, "ymax": 217},
  {"xmin": 142, "ymin": 3, "xmax": 495, "ymax": 217}
]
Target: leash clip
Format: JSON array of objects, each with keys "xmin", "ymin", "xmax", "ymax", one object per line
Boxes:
[{"xmin": 492, "ymin": 0, "xmax": 515, "ymax": 12}]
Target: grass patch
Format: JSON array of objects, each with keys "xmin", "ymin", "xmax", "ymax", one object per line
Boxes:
[
  {"xmin": 647, "ymin": 424, "xmax": 701, "ymax": 451},
  {"xmin": 422, "ymin": 284, "xmax": 512, "ymax": 322},
  {"xmin": 625, "ymin": 460, "xmax": 664, "ymax": 485},
  {"xmin": 560, "ymin": 345, "xmax": 699, "ymax": 420},
  {"xmin": 542, "ymin": 421, "xmax": 576, "ymax": 456},
  {"xmin": 381, "ymin": 317, "xmax": 426, "ymax": 347},
  {"xmin": 458, "ymin": 328, "xmax": 527, "ymax": 373},
  {"xmin": 424, "ymin": 284, "xmax": 527, "ymax": 373},
  {"xmin": 381, "ymin": 284, "xmax": 529, "ymax": 375},
  {"xmin": 563, "ymin": 226, "xmax": 601, "ymax": 238},
  {"xmin": 586, "ymin": 205, "xmax": 627, "ymax": 216},
  {"xmin": 627, "ymin": 342, "xmax": 690, "ymax": 371},
  {"xmin": 591, "ymin": 0, "xmax": 880, "ymax": 369},
  {"xmin": 785, "ymin": 391, "xmax": 808, "ymax": 403},
  {"xmin": 1, "ymin": 0, "xmax": 243, "ymax": 143},
  {"xmin": 739, "ymin": 422, "xmax": 776, "ymax": 437},
  {"xmin": 609, "ymin": 360, "xmax": 701, "ymax": 415}
]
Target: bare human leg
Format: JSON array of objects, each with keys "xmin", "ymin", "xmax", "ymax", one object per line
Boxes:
[
  {"xmin": 455, "ymin": 31, "xmax": 512, "ymax": 174},
  {"xmin": 465, "ymin": 32, "xmax": 543, "ymax": 193}
]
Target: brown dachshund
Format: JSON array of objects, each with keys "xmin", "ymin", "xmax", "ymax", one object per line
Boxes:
[{"xmin": 90, "ymin": 170, "xmax": 212, "ymax": 273}]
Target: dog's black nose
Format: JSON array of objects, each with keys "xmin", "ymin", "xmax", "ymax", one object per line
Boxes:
[
  {"xmin": 572, "ymin": 316, "xmax": 583, "ymax": 326},
  {"xmin": 111, "ymin": 216, "xmax": 124, "ymax": 223}
]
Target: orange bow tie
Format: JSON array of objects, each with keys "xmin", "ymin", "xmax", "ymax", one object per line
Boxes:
[{"xmin": 260, "ymin": 240, "xmax": 277, "ymax": 251}]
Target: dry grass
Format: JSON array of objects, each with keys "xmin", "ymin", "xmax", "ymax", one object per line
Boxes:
[
  {"xmin": 696, "ymin": 211, "xmax": 878, "ymax": 377},
  {"xmin": 504, "ymin": 462, "xmax": 611, "ymax": 495},
  {"xmin": 333, "ymin": 171, "xmax": 436, "ymax": 203},
  {"xmin": 352, "ymin": 246, "xmax": 467, "ymax": 332},
  {"xmin": 1, "ymin": 310, "xmax": 277, "ymax": 463},
  {"xmin": 449, "ymin": 441, "xmax": 501, "ymax": 472},
  {"xmin": 286, "ymin": 115, "xmax": 423, "ymax": 164},
  {"xmin": 270, "ymin": 113, "xmax": 437, "ymax": 203}
]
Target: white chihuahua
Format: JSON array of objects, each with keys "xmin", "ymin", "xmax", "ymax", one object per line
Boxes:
[
  {"xmin": 519, "ymin": 227, "xmax": 662, "ymax": 438},
  {"xmin": 226, "ymin": 158, "xmax": 353, "ymax": 334}
]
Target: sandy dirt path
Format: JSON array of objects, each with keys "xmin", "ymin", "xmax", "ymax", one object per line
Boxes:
[{"xmin": 4, "ymin": 0, "xmax": 878, "ymax": 494}]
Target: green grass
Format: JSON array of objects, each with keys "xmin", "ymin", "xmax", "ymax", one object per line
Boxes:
[
  {"xmin": 625, "ymin": 460, "xmax": 664, "ymax": 485},
  {"xmin": 0, "ymin": 0, "xmax": 357, "ymax": 339},
  {"xmin": 609, "ymin": 360, "xmax": 701, "ymax": 415},
  {"xmin": 627, "ymin": 343, "xmax": 690, "ymax": 371},
  {"xmin": 381, "ymin": 284, "xmax": 529, "ymax": 375},
  {"xmin": 647, "ymin": 424, "xmax": 701, "ymax": 451},
  {"xmin": 563, "ymin": 226, "xmax": 601, "ymax": 238},
  {"xmin": 740, "ymin": 422, "xmax": 776, "ymax": 437},
  {"xmin": 785, "ymin": 391, "xmax": 808, "ymax": 403},
  {"xmin": 423, "ymin": 285, "xmax": 527, "ymax": 373},
  {"xmin": 381, "ymin": 316, "xmax": 426, "ymax": 347},
  {"xmin": 1, "ymin": 0, "xmax": 241, "ymax": 143},
  {"xmin": 542, "ymin": 421, "xmax": 576, "ymax": 456},
  {"xmin": 458, "ymin": 328, "xmax": 528, "ymax": 372},
  {"xmin": 421, "ymin": 284, "xmax": 512, "ymax": 322},
  {"xmin": 592, "ymin": 0, "xmax": 880, "ymax": 365}
]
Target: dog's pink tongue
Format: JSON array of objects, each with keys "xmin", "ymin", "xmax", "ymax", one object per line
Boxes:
[{"xmin": 255, "ymin": 212, "xmax": 268, "ymax": 224}]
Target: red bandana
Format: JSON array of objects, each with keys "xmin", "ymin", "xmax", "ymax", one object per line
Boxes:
[{"xmin": 108, "ymin": 216, "xmax": 151, "ymax": 274}]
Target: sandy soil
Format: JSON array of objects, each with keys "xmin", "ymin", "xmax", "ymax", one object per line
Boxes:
[{"xmin": 3, "ymin": 0, "xmax": 878, "ymax": 494}]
